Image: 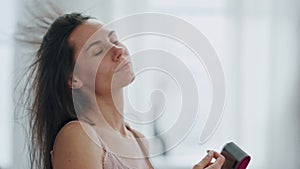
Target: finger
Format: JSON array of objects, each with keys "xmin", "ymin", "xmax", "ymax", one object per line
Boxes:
[
  {"xmin": 194, "ymin": 150, "xmax": 214, "ymax": 169},
  {"xmin": 215, "ymin": 154, "xmax": 225, "ymax": 166},
  {"xmin": 208, "ymin": 153, "xmax": 225, "ymax": 168},
  {"xmin": 205, "ymin": 162, "xmax": 213, "ymax": 168},
  {"xmin": 210, "ymin": 151, "xmax": 224, "ymax": 159}
]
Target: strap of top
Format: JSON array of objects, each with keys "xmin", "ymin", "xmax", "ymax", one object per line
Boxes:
[{"xmin": 125, "ymin": 125, "xmax": 154, "ymax": 169}]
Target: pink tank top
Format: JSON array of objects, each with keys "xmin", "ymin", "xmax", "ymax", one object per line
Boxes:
[{"xmin": 50, "ymin": 121, "xmax": 154, "ymax": 169}]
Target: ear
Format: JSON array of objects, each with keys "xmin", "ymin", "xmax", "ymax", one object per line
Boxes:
[{"xmin": 68, "ymin": 76, "xmax": 83, "ymax": 89}]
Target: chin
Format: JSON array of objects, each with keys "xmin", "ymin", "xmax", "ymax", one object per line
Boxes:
[
  {"xmin": 122, "ymin": 73, "xmax": 135, "ymax": 87},
  {"xmin": 112, "ymin": 72, "xmax": 135, "ymax": 89}
]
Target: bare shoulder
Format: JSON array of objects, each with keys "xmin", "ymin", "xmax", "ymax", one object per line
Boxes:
[{"xmin": 52, "ymin": 120, "xmax": 104, "ymax": 169}]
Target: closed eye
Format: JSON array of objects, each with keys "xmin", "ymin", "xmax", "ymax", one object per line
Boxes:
[{"xmin": 94, "ymin": 49, "xmax": 103, "ymax": 56}]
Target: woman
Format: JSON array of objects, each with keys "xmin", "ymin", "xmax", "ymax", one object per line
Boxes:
[{"xmin": 26, "ymin": 13, "xmax": 225, "ymax": 169}]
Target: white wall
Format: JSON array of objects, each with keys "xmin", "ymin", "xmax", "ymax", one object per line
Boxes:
[{"xmin": 0, "ymin": 1, "xmax": 16, "ymax": 168}]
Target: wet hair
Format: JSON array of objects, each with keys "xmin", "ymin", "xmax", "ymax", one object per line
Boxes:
[{"xmin": 24, "ymin": 13, "xmax": 91, "ymax": 169}]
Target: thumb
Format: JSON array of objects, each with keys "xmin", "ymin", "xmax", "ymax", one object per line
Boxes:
[{"xmin": 193, "ymin": 150, "xmax": 214, "ymax": 169}]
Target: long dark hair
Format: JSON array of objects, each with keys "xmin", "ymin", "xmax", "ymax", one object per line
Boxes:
[{"xmin": 24, "ymin": 13, "xmax": 91, "ymax": 169}]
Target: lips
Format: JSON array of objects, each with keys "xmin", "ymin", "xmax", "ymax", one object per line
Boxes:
[{"xmin": 116, "ymin": 61, "xmax": 131, "ymax": 72}]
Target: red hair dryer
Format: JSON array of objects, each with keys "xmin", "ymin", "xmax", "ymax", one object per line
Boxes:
[{"xmin": 221, "ymin": 142, "xmax": 251, "ymax": 169}]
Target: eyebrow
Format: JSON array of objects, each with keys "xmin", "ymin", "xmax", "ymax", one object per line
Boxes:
[
  {"xmin": 108, "ymin": 30, "xmax": 115, "ymax": 37},
  {"xmin": 85, "ymin": 30, "xmax": 116, "ymax": 52}
]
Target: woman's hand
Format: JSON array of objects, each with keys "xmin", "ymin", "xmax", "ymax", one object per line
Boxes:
[{"xmin": 193, "ymin": 150, "xmax": 225, "ymax": 169}]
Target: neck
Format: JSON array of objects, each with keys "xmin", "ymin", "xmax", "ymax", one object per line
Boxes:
[{"xmin": 81, "ymin": 88, "xmax": 128, "ymax": 136}]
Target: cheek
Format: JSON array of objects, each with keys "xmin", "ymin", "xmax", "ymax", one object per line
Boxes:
[
  {"xmin": 95, "ymin": 62, "xmax": 116, "ymax": 85},
  {"xmin": 96, "ymin": 68, "xmax": 108, "ymax": 80},
  {"xmin": 74, "ymin": 58, "xmax": 100, "ymax": 87},
  {"xmin": 82, "ymin": 61, "xmax": 98, "ymax": 76},
  {"xmin": 96, "ymin": 56, "xmax": 117, "ymax": 76},
  {"xmin": 94, "ymin": 68, "xmax": 114, "ymax": 92}
]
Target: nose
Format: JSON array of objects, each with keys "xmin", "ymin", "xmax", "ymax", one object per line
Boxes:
[{"xmin": 111, "ymin": 46, "xmax": 124, "ymax": 61}]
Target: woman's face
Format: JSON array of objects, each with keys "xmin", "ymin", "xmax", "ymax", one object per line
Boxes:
[{"xmin": 68, "ymin": 19, "xmax": 134, "ymax": 95}]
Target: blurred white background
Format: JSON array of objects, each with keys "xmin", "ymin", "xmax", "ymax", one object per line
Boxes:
[{"xmin": 1, "ymin": 0, "xmax": 299, "ymax": 168}]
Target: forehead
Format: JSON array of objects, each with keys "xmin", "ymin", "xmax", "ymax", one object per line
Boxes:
[{"xmin": 68, "ymin": 19, "xmax": 109, "ymax": 53}]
